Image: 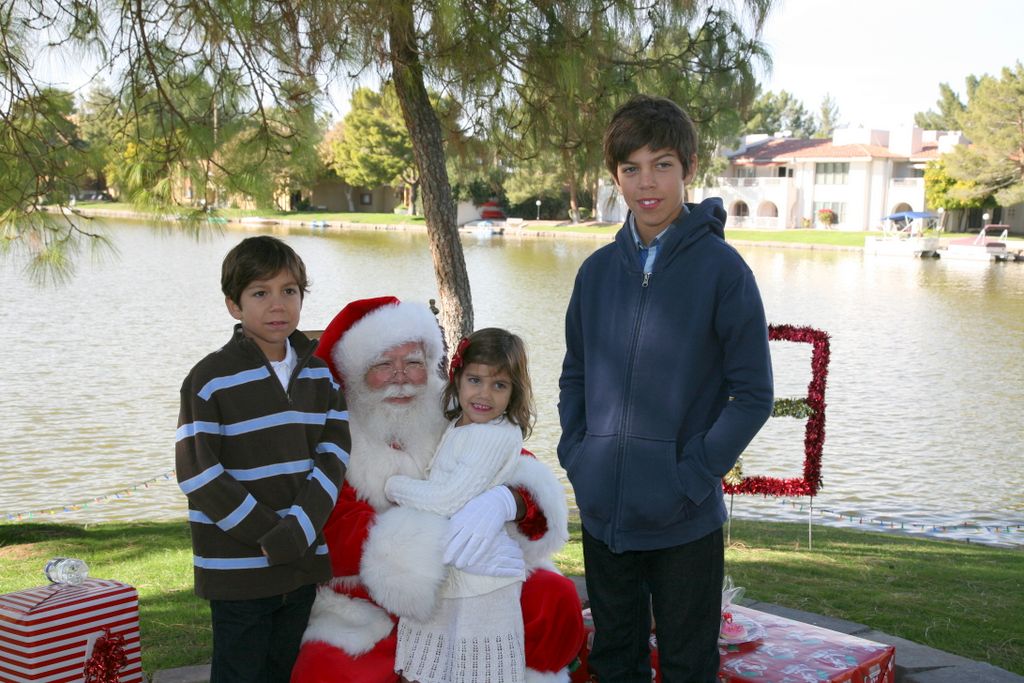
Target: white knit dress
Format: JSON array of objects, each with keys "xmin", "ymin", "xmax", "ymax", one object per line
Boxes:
[{"xmin": 384, "ymin": 418, "xmax": 526, "ymax": 683}]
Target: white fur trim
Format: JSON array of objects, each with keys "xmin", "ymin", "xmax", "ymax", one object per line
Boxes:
[
  {"xmin": 334, "ymin": 301, "xmax": 444, "ymax": 383},
  {"xmin": 526, "ymin": 667, "xmax": 570, "ymax": 683},
  {"xmin": 301, "ymin": 586, "xmax": 394, "ymax": 655},
  {"xmin": 360, "ymin": 506, "xmax": 449, "ymax": 621},
  {"xmin": 505, "ymin": 456, "xmax": 571, "ymax": 567}
]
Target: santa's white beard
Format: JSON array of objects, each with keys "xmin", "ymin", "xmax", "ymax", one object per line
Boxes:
[{"xmin": 345, "ymin": 373, "xmax": 449, "ymax": 511}]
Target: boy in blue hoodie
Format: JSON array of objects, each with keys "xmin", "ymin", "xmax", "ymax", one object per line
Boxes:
[{"xmin": 558, "ymin": 95, "xmax": 774, "ymax": 682}]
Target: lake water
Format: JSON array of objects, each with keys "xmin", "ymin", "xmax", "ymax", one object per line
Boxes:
[{"xmin": 2, "ymin": 220, "xmax": 1022, "ymax": 548}]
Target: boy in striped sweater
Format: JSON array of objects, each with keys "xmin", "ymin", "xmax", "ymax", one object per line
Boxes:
[{"xmin": 176, "ymin": 235, "xmax": 350, "ymax": 683}]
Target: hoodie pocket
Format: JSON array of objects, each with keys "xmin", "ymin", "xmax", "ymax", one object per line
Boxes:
[
  {"xmin": 563, "ymin": 433, "xmax": 615, "ymax": 524},
  {"xmin": 617, "ymin": 436, "xmax": 689, "ymax": 532}
]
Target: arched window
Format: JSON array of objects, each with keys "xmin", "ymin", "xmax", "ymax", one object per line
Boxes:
[
  {"xmin": 732, "ymin": 201, "xmax": 749, "ymax": 217},
  {"xmin": 757, "ymin": 202, "xmax": 778, "ymax": 218}
]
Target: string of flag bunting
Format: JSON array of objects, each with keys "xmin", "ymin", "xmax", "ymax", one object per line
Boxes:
[
  {"xmin": 1, "ymin": 469, "xmax": 176, "ymax": 522},
  {"xmin": 762, "ymin": 497, "xmax": 1024, "ymax": 536}
]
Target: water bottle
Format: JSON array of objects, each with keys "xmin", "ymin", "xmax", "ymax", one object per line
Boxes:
[{"xmin": 44, "ymin": 558, "xmax": 89, "ymax": 585}]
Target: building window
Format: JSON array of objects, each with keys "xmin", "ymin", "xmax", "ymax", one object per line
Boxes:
[
  {"xmin": 360, "ymin": 192, "xmax": 373, "ymax": 205},
  {"xmin": 777, "ymin": 166, "xmax": 793, "ymax": 178},
  {"xmin": 814, "ymin": 162, "xmax": 849, "ymax": 185},
  {"xmin": 732, "ymin": 201, "xmax": 750, "ymax": 217},
  {"xmin": 813, "ymin": 201, "xmax": 846, "ymax": 224},
  {"xmin": 735, "ymin": 167, "xmax": 756, "ymax": 179}
]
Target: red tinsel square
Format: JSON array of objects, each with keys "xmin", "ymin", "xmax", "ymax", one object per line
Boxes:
[{"xmin": 722, "ymin": 324, "xmax": 830, "ymax": 498}]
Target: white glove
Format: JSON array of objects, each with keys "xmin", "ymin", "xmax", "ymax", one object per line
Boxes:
[
  {"xmin": 383, "ymin": 475, "xmax": 402, "ymax": 503},
  {"xmin": 444, "ymin": 485, "xmax": 518, "ymax": 568},
  {"xmin": 458, "ymin": 529, "xmax": 525, "ymax": 578}
]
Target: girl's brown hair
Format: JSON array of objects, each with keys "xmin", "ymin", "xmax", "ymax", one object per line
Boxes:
[{"xmin": 443, "ymin": 328, "xmax": 535, "ymax": 439}]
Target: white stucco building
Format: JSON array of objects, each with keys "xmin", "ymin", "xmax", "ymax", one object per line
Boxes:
[{"xmin": 694, "ymin": 127, "xmax": 972, "ymax": 231}]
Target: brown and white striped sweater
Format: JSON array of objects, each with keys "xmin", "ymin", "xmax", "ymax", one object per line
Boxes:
[{"xmin": 176, "ymin": 326, "xmax": 350, "ymax": 601}]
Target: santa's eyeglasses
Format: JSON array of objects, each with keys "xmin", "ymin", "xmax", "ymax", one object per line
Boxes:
[{"xmin": 367, "ymin": 359, "xmax": 427, "ymax": 380}]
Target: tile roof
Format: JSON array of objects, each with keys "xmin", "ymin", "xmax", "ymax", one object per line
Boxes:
[
  {"xmin": 909, "ymin": 143, "xmax": 941, "ymax": 160},
  {"xmin": 789, "ymin": 143, "xmax": 902, "ymax": 159},
  {"xmin": 730, "ymin": 138, "xmax": 938, "ymax": 163},
  {"xmin": 730, "ymin": 139, "xmax": 827, "ymax": 164}
]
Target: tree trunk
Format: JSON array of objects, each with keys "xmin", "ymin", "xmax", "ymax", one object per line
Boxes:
[
  {"xmin": 562, "ymin": 147, "xmax": 580, "ymax": 223},
  {"xmin": 388, "ymin": 0, "xmax": 473, "ymax": 352}
]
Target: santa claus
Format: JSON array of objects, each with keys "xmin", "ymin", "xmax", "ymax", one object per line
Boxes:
[{"xmin": 291, "ymin": 296, "xmax": 584, "ymax": 682}]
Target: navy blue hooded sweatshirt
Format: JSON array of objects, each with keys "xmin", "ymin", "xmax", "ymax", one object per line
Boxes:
[{"xmin": 557, "ymin": 198, "xmax": 774, "ymax": 553}]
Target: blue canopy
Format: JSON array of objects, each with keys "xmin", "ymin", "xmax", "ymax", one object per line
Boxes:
[{"xmin": 883, "ymin": 211, "xmax": 939, "ymax": 221}]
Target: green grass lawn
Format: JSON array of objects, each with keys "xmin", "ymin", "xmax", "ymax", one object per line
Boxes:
[
  {"xmin": 1, "ymin": 519, "xmax": 1020, "ymax": 676},
  {"xmin": 726, "ymin": 228, "xmax": 873, "ymax": 247}
]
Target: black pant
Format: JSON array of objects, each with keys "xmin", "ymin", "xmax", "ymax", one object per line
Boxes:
[
  {"xmin": 582, "ymin": 526, "xmax": 724, "ymax": 683},
  {"xmin": 209, "ymin": 583, "xmax": 316, "ymax": 683}
]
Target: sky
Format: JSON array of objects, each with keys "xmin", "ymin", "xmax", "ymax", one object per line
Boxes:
[
  {"xmin": 32, "ymin": 0, "xmax": 1024, "ymax": 132},
  {"xmin": 757, "ymin": 0, "xmax": 1024, "ymax": 131}
]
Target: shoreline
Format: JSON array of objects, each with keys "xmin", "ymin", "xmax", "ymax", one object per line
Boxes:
[
  {"xmin": 60, "ymin": 205, "xmax": 1024, "ymax": 256},
  {"xmin": 57, "ymin": 205, "xmax": 871, "ymax": 252}
]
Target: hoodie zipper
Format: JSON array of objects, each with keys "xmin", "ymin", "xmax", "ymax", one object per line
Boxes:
[{"xmin": 609, "ymin": 269, "xmax": 653, "ymax": 551}]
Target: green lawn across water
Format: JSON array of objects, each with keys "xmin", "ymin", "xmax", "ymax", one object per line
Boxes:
[
  {"xmin": 1, "ymin": 519, "xmax": 1020, "ymax": 676},
  {"xmin": 77, "ymin": 202, "xmax": 429, "ymax": 226},
  {"xmin": 76, "ymin": 203, "xmax": 1024, "ymax": 248}
]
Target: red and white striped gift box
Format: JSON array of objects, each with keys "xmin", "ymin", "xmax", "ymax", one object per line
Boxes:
[{"xmin": 0, "ymin": 578, "xmax": 143, "ymax": 683}]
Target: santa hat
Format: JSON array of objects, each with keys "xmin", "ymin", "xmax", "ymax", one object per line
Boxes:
[{"xmin": 314, "ymin": 296, "xmax": 445, "ymax": 384}]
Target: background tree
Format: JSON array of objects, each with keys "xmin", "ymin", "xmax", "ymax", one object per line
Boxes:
[
  {"xmin": 632, "ymin": 16, "xmax": 767, "ymax": 199},
  {"xmin": 446, "ymin": 133, "xmax": 508, "ymax": 210},
  {"xmin": 325, "ymin": 86, "xmax": 413, "ymax": 211},
  {"xmin": 503, "ymin": 151, "xmax": 567, "ymax": 209},
  {"xmin": 924, "ymin": 159, "xmax": 991, "ymax": 232},
  {"xmin": 741, "ymin": 88, "xmax": 815, "ymax": 137},
  {"xmin": 216, "ymin": 99, "xmax": 328, "ymax": 210},
  {"xmin": 76, "ymin": 84, "xmax": 123, "ymax": 194},
  {"xmin": 1, "ymin": 86, "xmax": 95, "ymax": 281},
  {"xmin": 813, "ymin": 93, "xmax": 841, "ymax": 139},
  {"xmin": 321, "ymin": 84, "xmax": 462, "ymax": 216},
  {"xmin": 943, "ymin": 62, "xmax": 1024, "ymax": 206},
  {"xmin": 491, "ymin": 4, "xmax": 771, "ymax": 223},
  {"xmin": 99, "ymin": 67, "xmax": 222, "ymax": 210},
  {"xmin": 913, "ymin": 81, "xmax": 971, "ymax": 130}
]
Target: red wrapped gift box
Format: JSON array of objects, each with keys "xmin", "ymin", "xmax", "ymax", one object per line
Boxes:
[
  {"xmin": 0, "ymin": 578, "xmax": 143, "ymax": 682},
  {"xmin": 572, "ymin": 604, "xmax": 895, "ymax": 683},
  {"xmin": 719, "ymin": 606, "xmax": 894, "ymax": 683}
]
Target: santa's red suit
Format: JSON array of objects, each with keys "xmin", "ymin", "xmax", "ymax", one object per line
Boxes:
[{"xmin": 291, "ymin": 297, "xmax": 584, "ymax": 683}]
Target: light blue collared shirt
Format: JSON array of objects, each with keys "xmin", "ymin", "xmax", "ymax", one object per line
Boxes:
[{"xmin": 629, "ymin": 206, "xmax": 688, "ymax": 274}]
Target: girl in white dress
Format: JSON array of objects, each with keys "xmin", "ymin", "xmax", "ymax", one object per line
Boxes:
[{"xmin": 384, "ymin": 327, "xmax": 536, "ymax": 683}]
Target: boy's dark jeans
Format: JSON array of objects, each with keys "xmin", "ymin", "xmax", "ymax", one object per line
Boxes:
[
  {"xmin": 209, "ymin": 583, "xmax": 316, "ymax": 683},
  {"xmin": 582, "ymin": 526, "xmax": 724, "ymax": 683}
]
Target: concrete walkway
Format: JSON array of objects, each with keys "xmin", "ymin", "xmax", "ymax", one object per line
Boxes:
[{"xmin": 151, "ymin": 576, "xmax": 1023, "ymax": 682}]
